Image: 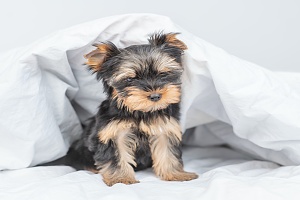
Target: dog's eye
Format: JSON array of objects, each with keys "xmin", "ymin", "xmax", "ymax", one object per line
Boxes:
[
  {"xmin": 160, "ymin": 72, "xmax": 168, "ymax": 79},
  {"xmin": 126, "ymin": 78, "xmax": 133, "ymax": 82}
]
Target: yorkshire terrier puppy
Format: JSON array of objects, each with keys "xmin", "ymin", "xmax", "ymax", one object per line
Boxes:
[{"xmin": 69, "ymin": 32, "xmax": 198, "ymax": 186}]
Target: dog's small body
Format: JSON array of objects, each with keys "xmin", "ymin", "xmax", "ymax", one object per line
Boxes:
[{"xmin": 69, "ymin": 32, "xmax": 198, "ymax": 186}]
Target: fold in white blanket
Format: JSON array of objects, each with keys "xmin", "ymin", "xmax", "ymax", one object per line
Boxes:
[{"xmin": 1, "ymin": 14, "xmax": 300, "ymax": 200}]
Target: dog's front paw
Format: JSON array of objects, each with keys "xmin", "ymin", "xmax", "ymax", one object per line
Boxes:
[
  {"xmin": 162, "ymin": 171, "xmax": 198, "ymax": 182},
  {"xmin": 103, "ymin": 177, "xmax": 140, "ymax": 187}
]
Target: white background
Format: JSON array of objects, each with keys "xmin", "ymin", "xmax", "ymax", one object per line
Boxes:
[{"xmin": 0, "ymin": 0, "xmax": 299, "ymax": 72}]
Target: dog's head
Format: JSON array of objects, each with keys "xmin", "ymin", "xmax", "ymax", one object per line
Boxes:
[{"xmin": 84, "ymin": 32, "xmax": 187, "ymax": 112}]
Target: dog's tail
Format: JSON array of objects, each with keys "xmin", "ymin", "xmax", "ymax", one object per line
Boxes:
[
  {"xmin": 38, "ymin": 139, "xmax": 95, "ymax": 171},
  {"xmin": 64, "ymin": 139, "xmax": 95, "ymax": 170}
]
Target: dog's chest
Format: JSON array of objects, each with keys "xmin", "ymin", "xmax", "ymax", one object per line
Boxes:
[{"xmin": 137, "ymin": 116, "xmax": 181, "ymax": 139}]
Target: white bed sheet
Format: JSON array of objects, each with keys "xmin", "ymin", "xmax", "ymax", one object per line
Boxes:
[{"xmin": 1, "ymin": 146, "xmax": 300, "ymax": 200}]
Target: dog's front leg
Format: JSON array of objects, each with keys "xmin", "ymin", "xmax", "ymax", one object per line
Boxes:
[
  {"xmin": 96, "ymin": 120, "xmax": 139, "ymax": 186},
  {"xmin": 141, "ymin": 117, "xmax": 198, "ymax": 181}
]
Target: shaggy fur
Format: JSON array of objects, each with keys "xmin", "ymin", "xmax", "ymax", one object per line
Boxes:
[{"xmin": 68, "ymin": 32, "xmax": 198, "ymax": 186}]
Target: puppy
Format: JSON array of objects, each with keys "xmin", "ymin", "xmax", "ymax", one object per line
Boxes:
[{"xmin": 69, "ymin": 32, "xmax": 198, "ymax": 186}]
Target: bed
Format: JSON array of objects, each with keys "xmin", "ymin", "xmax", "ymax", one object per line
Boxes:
[{"xmin": 1, "ymin": 14, "xmax": 300, "ymax": 200}]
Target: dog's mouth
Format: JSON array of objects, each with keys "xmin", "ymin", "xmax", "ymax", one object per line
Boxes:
[{"xmin": 112, "ymin": 85, "xmax": 181, "ymax": 112}]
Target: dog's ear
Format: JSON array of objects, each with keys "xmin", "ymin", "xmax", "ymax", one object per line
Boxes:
[
  {"xmin": 148, "ymin": 32, "xmax": 187, "ymax": 50},
  {"xmin": 84, "ymin": 42, "xmax": 120, "ymax": 73}
]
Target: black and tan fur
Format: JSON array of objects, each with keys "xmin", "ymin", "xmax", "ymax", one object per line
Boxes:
[{"xmin": 68, "ymin": 32, "xmax": 198, "ymax": 186}]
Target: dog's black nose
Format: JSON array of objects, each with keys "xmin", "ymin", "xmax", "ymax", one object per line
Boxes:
[{"xmin": 149, "ymin": 93, "xmax": 162, "ymax": 102}]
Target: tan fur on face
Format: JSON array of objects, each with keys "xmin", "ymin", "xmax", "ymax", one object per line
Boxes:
[
  {"xmin": 153, "ymin": 54, "xmax": 183, "ymax": 73},
  {"xmin": 112, "ymin": 88, "xmax": 124, "ymax": 109},
  {"xmin": 112, "ymin": 49, "xmax": 182, "ymax": 78},
  {"xmin": 109, "ymin": 67, "xmax": 136, "ymax": 85},
  {"xmin": 108, "ymin": 49, "xmax": 183, "ymax": 112},
  {"xmin": 114, "ymin": 85, "xmax": 181, "ymax": 112}
]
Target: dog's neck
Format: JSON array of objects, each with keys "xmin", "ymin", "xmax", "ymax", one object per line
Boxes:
[{"xmin": 106, "ymin": 98, "xmax": 180, "ymax": 122}]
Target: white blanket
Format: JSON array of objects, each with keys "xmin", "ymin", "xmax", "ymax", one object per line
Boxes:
[{"xmin": 1, "ymin": 13, "xmax": 300, "ymax": 199}]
